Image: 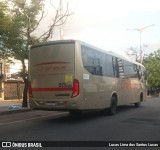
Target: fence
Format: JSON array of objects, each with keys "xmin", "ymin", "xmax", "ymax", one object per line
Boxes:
[{"xmin": 3, "ymin": 80, "xmax": 24, "ymax": 100}]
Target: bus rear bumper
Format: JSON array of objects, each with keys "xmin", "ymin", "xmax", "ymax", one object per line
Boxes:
[{"xmin": 29, "ymin": 98, "xmax": 80, "ymax": 111}]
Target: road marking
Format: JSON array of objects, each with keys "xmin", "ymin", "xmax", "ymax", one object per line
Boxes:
[{"xmin": 0, "ymin": 112, "xmax": 67, "ymax": 126}]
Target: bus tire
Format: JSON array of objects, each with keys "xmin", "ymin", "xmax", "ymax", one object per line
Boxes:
[
  {"xmin": 135, "ymin": 93, "xmax": 143, "ymax": 108},
  {"xmin": 108, "ymin": 96, "xmax": 117, "ymax": 115},
  {"xmin": 135, "ymin": 102, "xmax": 140, "ymax": 108}
]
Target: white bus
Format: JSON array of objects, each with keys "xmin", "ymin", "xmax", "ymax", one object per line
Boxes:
[{"xmin": 29, "ymin": 40, "xmax": 146, "ymax": 115}]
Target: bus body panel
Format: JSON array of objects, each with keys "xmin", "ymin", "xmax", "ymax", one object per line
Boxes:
[
  {"xmin": 29, "ymin": 41, "xmax": 82, "ymax": 110},
  {"xmin": 30, "ymin": 42, "xmax": 74, "ymax": 98}
]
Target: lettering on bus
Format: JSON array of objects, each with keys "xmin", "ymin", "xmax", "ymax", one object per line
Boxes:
[
  {"xmin": 36, "ymin": 65, "xmax": 66, "ymax": 71},
  {"xmin": 121, "ymin": 81, "xmax": 139, "ymax": 89},
  {"xmin": 59, "ymin": 82, "xmax": 72, "ymax": 88}
]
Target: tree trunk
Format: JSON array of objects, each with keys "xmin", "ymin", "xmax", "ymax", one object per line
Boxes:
[
  {"xmin": 21, "ymin": 60, "xmax": 28, "ymax": 107},
  {"xmin": 22, "ymin": 78, "xmax": 28, "ymax": 107}
]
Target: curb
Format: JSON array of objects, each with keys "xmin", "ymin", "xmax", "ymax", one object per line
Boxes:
[
  {"xmin": 0, "ymin": 108, "xmax": 32, "ymax": 116},
  {"xmin": 0, "ymin": 99, "xmax": 22, "ymax": 102}
]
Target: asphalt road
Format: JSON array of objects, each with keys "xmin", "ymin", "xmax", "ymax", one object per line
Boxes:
[{"xmin": 0, "ymin": 97, "xmax": 160, "ymax": 150}]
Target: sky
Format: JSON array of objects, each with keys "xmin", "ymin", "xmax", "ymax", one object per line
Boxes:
[{"xmin": 40, "ymin": 0, "xmax": 160, "ymax": 57}]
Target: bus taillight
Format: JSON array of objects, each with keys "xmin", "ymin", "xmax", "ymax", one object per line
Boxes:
[
  {"xmin": 72, "ymin": 79, "xmax": 79, "ymax": 97},
  {"xmin": 28, "ymin": 81, "xmax": 33, "ymax": 98}
]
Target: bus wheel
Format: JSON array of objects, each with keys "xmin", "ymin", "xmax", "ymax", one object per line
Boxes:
[
  {"xmin": 108, "ymin": 96, "xmax": 117, "ymax": 115},
  {"xmin": 135, "ymin": 102, "xmax": 141, "ymax": 108},
  {"xmin": 135, "ymin": 94, "xmax": 142, "ymax": 108},
  {"xmin": 134, "ymin": 93, "xmax": 143, "ymax": 108}
]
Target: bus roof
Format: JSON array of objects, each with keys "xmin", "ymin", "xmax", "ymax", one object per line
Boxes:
[
  {"xmin": 31, "ymin": 39, "xmax": 76, "ymax": 49},
  {"xmin": 31, "ymin": 39, "xmax": 144, "ymax": 68}
]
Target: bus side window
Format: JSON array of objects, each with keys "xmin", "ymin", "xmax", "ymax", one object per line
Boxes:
[
  {"xmin": 95, "ymin": 51, "xmax": 104, "ymax": 76},
  {"xmin": 137, "ymin": 66, "xmax": 142, "ymax": 80},
  {"xmin": 132, "ymin": 64, "xmax": 139, "ymax": 78},
  {"xmin": 112, "ymin": 57, "xmax": 119, "ymax": 78},
  {"xmin": 124, "ymin": 61, "xmax": 141, "ymax": 79},
  {"xmin": 81, "ymin": 46, "xmax": 96, "ymax": 75},
  {"xmin": 104, "ymin": 54, "xmax": 115, "ymax": 77}
]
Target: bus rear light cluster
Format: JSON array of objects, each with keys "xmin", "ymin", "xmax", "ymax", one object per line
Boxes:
[{"xmin": 72, "ymin": 79, "xmax": 79, "ymax": 97}]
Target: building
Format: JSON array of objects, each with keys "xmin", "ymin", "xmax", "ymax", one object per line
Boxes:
[
  {"xmin": 4, "ymin": 59, "xmax": 28, "ymax": 80},
  {"xmin": 0, "ymin": 59, "xmax": 28, "ymax": 100}
]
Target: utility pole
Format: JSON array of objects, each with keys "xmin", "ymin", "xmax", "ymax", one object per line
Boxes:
[
  {"xmin": 127, "ymin": 24, "xmax": 155, "ymax": 63},
  {"xmin": 60, "ymin": 0, "xmax": 63, "ymax": 40}
]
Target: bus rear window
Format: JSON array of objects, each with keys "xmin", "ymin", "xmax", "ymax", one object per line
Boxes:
[{"xmin": 30, "ymin": 43, "xmax": 75, "ymax": 65}]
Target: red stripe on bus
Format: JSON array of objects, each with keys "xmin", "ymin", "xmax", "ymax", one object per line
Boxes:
[
  {"xmin": 34, "ymin": 62, "xmax": 69, "ymax": 66},
  {"xmin": 32, "ymin": 87, "xmax": 73, "ymax": 92}
]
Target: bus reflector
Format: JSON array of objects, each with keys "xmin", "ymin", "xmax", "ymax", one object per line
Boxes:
[
  {"xmin": 72, "ymin": 79, "xmax": 79, "ymax": 97},
  {"xmin": 28, "ymin": 81, "xmax": 33, "ymax": 98}
]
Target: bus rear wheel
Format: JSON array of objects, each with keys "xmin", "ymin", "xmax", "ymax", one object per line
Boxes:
[
  {"xmin": 135, "ymin": 102, "xmax": 141, "ymax": 108},
  {"xmin": 108, "ymin": 96, "xmax": 117, "ymax": 115},
  {"xmin": 135, "ymin": 93, "xmax": 143, "ymax": 108}
]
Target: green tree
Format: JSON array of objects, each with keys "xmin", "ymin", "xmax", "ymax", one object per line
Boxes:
[
  {"xmin": 143, "ymin": 49, "xmax": 160, "ymax": 88},
  {"xmin": 0, "ymin": 1, "xmax": 13, "ymax": 61},
  {"xmin": 0, "ymin": 0, "xmax": 72, "ymax": 107}
]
